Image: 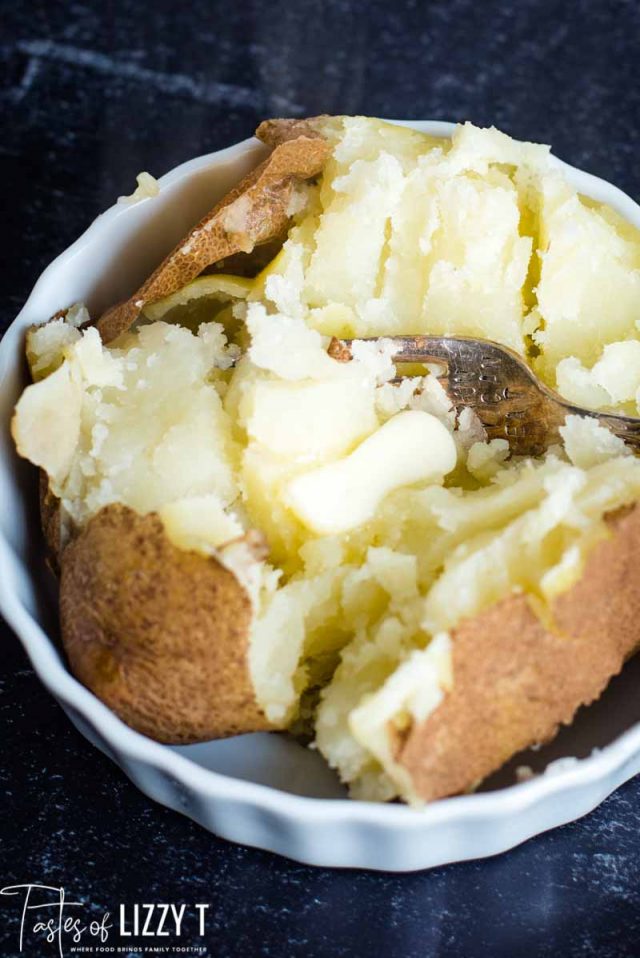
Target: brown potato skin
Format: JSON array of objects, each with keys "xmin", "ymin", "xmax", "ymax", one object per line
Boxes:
[
  {"xmin": 255, "ymin": 117, "xmax": 328, "ymax": 147},
  {"xmin": 96, "ymin": 134, "xmax": 329, "ymax": 344},
  {"xmin": 39, "ymin": 471, "xmax": 64, "ymax": 573},
  {"xmin": 59, "ymin": 504, "xmax": 273, "ymax": 743},
  {"xmin": 392, "ymin": 505, "xmax": 640, "ymax": 802}
]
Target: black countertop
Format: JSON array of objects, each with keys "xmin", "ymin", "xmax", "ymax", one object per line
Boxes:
[{"xmin": 2, "ymin": 2, "xmax": 640, "ymax": 955}]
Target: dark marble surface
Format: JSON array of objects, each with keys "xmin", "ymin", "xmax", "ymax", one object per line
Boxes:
[{"xmin": 1, "ymin": 1, "xmax": 640, "ymax": 955}]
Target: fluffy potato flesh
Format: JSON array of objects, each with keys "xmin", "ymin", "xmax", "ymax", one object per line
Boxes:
[
  {"xmin": 12, "ymin": 116, "xmax": 640, "ymax": 799},
  {"xmin": 260, "ymin": 117, "xmax": 640, "ymax": 412}
]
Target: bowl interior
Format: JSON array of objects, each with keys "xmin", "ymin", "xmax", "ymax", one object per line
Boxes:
[{"xmin": 3, "ymin": 123, "xmax": 640, "ymax": 802}]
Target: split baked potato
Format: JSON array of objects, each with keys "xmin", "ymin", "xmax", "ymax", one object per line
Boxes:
[{"xmin": 12, "ymin": 116, "xmax": 640, "ymax": 805}]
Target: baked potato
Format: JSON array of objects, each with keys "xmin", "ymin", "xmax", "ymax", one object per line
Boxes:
[{"xmin": 11, "ymin": 116, "xmax": 640, "ymax": 804}]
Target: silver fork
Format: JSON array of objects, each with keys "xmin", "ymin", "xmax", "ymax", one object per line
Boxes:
[{"xmin": 329, "ymin": 335, "xmax": 640, "ymax": 457}]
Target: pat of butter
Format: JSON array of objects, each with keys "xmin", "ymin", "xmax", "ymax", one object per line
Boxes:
[{"xmin": 284, "ymin": 410, "xmax": 457, "ymax": 534}]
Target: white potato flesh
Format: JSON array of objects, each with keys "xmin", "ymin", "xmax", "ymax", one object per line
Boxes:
[
  {"xmin": 534, "ymin": 189, "xmax": 640, "ymax": 397},
  {"xmin": 13, "ymin": 362, "xmax": 82, "ymax": 484},
  {"xmin": 16, "ymin": 322, "xmax": 240, "ymax": 530},
  {"xmin": 304, "ymin": 152, "xmax": 406, "ymax": 309}
]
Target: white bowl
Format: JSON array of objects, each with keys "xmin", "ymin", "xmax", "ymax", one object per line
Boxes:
[{"xmin": 3, "ymin": 121, "xmax": 640, "ymax": 872}]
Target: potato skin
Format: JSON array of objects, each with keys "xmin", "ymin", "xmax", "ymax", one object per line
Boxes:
[
  {"xmin": 255, "ymin": 117, "xmax": 328, "ymax": 147},
  {"xmin": 39, "ymin": 472, "xmax": 64, "ymax": 573},
  {"xmin": 96, "ymin": 134, "xmax": 329, "ymax": 344},
  {"xmin": 392, "ymin": 505, "xmax": 640, "ymax": 802},
  {"xmin": 59, "ymin": 503, "xmax": 273, "ymax": 743}
]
